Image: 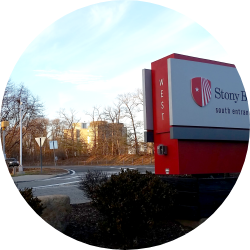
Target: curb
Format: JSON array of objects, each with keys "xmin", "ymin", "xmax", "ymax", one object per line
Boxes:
[
  {"xmin": 12, "ymin": 169, "xmax": 72, "ymax": 183},
  {"xmin": 53, "ymin": 169, "xmax": 70, "ymax": 177},
  {"xmin": 10, "ymin": 169, "xmax": 70, "ymax": 178}
]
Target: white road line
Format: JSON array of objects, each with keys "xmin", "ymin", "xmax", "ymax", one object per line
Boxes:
[
  {"xmin": 39, "ymin": 169, "xmax": 76, "ymax": 181},
  {"xmin": 32, "ymin": 175, "xmax": 117, "ymax": 190},
  {"xmin": 40, "ymin": 176, "xmax": 80, "ymax": 182},
  {"xmin": 33, "ymin": 180, "xmax": 81, "ymax": 189}
]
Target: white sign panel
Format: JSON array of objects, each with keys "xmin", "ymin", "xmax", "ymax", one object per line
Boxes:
[
  {"xmin": 168, "ymin": 58, "xmax": 250, "ymax": 129},
  {"xmin": 142, "ymin": 69, "xmax": 153, "ymax": 130},
  {"xmin": 35, "ymin": 137, "xmax": 46, "ymax": 147},
  {"xmin": 49, "ymin": 141, "xmax": 58, "ymax": 149}
]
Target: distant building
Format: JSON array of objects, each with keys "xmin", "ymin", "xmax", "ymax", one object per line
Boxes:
[{"xmin": 64, "ymin": 121, "xmax": 127, "ymax": 155}]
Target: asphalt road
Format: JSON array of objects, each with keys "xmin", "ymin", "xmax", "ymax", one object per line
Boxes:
[{"xmin": 13, "ymin": 165, "xmax": 155, "ymax": 204}]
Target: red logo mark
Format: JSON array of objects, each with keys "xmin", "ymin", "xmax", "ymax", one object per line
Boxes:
[{"xmin": 191, "ymin": 77, "xmax": 211, "ymax": 107}]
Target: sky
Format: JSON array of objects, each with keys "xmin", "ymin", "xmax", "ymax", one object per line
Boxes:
[{"xmin": 8, "ymin": 0, "xmax": 231, "ymax": 122}]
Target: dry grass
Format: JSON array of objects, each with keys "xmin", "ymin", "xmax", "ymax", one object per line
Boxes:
[
  {"xmin": 10, "ymin": 167, "xmax": 68, "ymax": 176},
  {"xmin": 41, "ymin": 154, "xmax": 155, "ymax": 166}
]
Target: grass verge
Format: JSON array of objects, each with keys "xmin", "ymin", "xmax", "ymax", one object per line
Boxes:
[{"xmin": 11, "ymin": 167, "xmax": 68, "ymax": 176}]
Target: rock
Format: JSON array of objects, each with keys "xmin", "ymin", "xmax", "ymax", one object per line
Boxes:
[
  {"xmin": 176, "ymin": 218, "xmax": 207, "ymax": 229},
  {"xmin": 37, "ymin": 195, "xmax": 71, "ymax": 232}
]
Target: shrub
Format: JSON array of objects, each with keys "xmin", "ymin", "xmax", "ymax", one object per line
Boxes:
[
  {"xmin": 19, "ymin": 188, "xmax": 45, "ymax": 216},
  {"xmin": 78, "ymin": 170, "xmax": 108, "ymax": 199},
  {"xmin": 88, "ymin": 169, "xmax": 176, "ymax": 249}
]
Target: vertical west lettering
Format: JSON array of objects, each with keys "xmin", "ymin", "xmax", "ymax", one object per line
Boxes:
[{"xmin": 159, "ymin": 79, "xmax": 164, "ymax": 120}]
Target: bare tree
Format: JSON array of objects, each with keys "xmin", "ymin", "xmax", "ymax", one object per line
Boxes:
[
  {"xmin": 45, "ymin": 118, "xmax": 66, "ymax": 161},
  {"xmin": 117, "ymin": 92, "xmax": 142, "ymax": 155},
  {"xmin": 85, "ymin": 106, "xmax": 107, "ymax": 155},
  {"xmin": 132, "ymin": 88, "xmax": 154, "ymax": 155},
  {"xmin": 1, "ymin": 80, "xmax": 45, "ymax": 158},
  {"xmin": 103, "ymin": 101, "xmax": 127, "ymax": 155},
  {"xmin": 50, "ymin": 119, "xmax": 64, "ymax": 137},
  {"xmin": 133, "ymin": 88, "xmax": 143, "ymax": 107},
  {"xmin": 59, "ymin": 109, "xmax": 87, "ymax": 158},
  {"xmin": 23, "ymin": 118, "xmax": 49, "ymax": 162}
]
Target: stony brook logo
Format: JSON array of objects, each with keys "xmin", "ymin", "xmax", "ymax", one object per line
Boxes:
[{"xmin": 191, "ymin": 77, "xmax": 211, "ymax": 107}]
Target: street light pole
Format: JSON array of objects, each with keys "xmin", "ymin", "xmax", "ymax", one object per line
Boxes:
[
  {"xmin": 19, "ymin": 99, "xmax": 23, "ymax": 172},
  {"xmin": 1, "ymin": 121, "xmax": 9, "ymax": 159}
]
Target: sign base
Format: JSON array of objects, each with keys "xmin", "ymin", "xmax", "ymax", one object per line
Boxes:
[{"xmin": 160, "ymin": 175, "xmax": 238, "ymax": 220}]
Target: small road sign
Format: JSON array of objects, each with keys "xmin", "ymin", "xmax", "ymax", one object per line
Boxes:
[
  {"xmin": 35, "ymin": 137, "xmax": 46, "ymax": 147},
  {"xmin": 49, "ymin": 141, "xmax": 58, "ymax": 149},
  {"xmin": 35, "ymin": 137, "xmax": 46, "ymax": 172}
]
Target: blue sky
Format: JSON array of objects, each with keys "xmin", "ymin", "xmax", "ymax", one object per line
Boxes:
[{"xmin": 9, "ymin": 0, "xmax": 230, "ymax": 121}]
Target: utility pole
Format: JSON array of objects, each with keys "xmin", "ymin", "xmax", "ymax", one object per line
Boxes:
[{"xmin": 19, "ymin": 99, "xmax": 23, "ymax": 172}]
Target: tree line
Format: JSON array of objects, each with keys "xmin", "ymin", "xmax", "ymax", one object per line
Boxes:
[{"xmin": 1, "ymin": 80, "xmax": 154, "ymax": 163}]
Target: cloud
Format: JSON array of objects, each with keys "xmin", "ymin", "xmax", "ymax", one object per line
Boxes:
[
  {"xmin": 182, "ymin": 37, "xmax": 231, "ymax": 62},
  {"xmin": 23, "ymin": 23, "xmax": 56, "ymax": 54},
  {"xmin": 79, "ymin": 14, "xmax": 196, "ymax": 73},
  {"xmin": 183, "ymin": 38, "xmax": 218, "ymax": 54},
  {"xmin": 89, "ymin": 1, "xmax": 130, "ymax": 33},
  {"xmin": 75, "ymin": 66, "xmax": 144, "ymax": 92},
  {"xmin": 108, "ymin": 66, "xmax": 143, "ymax": 89},
  {"xmin": 33, "ymin": 65, "xmax": 144, "ymax": 94},
  {"xmin": 34, "ymin": 69, "xmax": 103, "ymax": 85},
  {"xmin": 34, "ymin": 68, "xmax": 122, "ymax": 92}
]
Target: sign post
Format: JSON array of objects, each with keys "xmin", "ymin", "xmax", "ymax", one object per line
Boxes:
[
  {"xmin": 49, "ymin": 140, "xmax": 58, "ymax": 166},
  {"xmin": 35, "ymin": 137, "xmax": 46, "ymax": 173}
]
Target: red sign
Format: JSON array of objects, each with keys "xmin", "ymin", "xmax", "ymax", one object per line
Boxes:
[
  {"xmin": 191, "ymin": 77, "xmax": 211, "ymax": 107},
  {"xmin": 149, "ymin": 53, "xmax": 248, "ymax": 175}
]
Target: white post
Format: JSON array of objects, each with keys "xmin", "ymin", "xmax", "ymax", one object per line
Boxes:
[
  {"xmin": 52, "ymin": 128, "xmax": 56, "ymax": 167},
  {"xmin": 53, "ymin": 140, "xmax": 56, "ymax": 166},
  {"xmin": 19, "ymin": 100, "xmax": 23, "ymax": 172}
]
